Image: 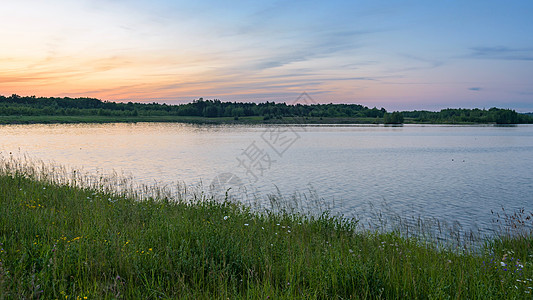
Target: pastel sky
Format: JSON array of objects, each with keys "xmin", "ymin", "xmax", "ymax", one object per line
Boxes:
[{"xmin": 1, "ymin": 0, "xmax": 533, "ymax": 111}]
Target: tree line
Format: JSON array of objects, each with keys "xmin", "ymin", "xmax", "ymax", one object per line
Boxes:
[
  {"xmin": 0, "ymin": 94, "xmax": 531, "ymax": 124},
  {"xmin": 402, "ymin": 108, "xmax": 532, "ymax": 124},
  {"xmin": 0, "ymin": 95, "xmax": 386, "ymax": 119}
]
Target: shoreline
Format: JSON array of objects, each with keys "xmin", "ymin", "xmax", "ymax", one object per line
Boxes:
[
  {"xmin": 0, "ymin": 159, "xmax": 531, "ymax": 298},
  {"xmin": 0, "ymin": 115, "xmax": 526, "ymax": 125}
]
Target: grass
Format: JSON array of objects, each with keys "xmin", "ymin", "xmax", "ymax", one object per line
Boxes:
[
  {"xmin": 0, "ymin": 115, "xmax": 379, "ymax": 125},
  {"xmin": 0, "ymin": 115, "xmax": 484, "ymax": 126},
  {"xmin": 0, "ymin": 157, "xmax": 532, "ymax": 299},
  {"xmin": 0, "ymin": 115, "xmax": 252, "ymax": 125},
  {"xmin": 1, "ymin": 114, "xmax": 517, "ymax": 126}
]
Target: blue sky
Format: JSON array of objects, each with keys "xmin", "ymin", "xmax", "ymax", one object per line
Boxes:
[{"xmin": 1, "ymin": 0, "xmax": 532, "ymax": 111}]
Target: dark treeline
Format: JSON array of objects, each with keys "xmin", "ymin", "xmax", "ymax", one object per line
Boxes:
[
  {"xmin": 0, "ymin": 94, "xmax": 531, "ymax": 124},
  {"xmin": 402, "ymin": 108, "xmax": 532, "ymax": 124},
  {"xmin": 0, "ymin": 94, "xmax": 386, "ymax": 119}
]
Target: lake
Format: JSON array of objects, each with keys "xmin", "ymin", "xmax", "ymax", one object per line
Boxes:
[{"xmin": 1, "ymin": 123, "xmax": 532, "ymax": 235}]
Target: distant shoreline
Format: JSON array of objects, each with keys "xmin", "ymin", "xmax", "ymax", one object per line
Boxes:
[
  {"xmin": 0, "ymin": 115, "xmax": 530, "ymax": 125},
  {"xmin": 1, "ymin": 95, "xmax": 532, "ymax": 125}
]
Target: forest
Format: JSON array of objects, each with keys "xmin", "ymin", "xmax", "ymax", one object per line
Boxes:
[{"xmin": 1, "ymin": 94, "xmax": 531, "ymax": 124}]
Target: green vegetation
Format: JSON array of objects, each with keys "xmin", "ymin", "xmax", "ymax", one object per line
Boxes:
[
  {"xmin": 0, "ymin": 94, "xmax": 387, "ymax": 123},
  {"xmin": 1, "ymin": 94, "xmax": 532, "ymax": 125},
  {"xmin": 403, "ymin": 108, "xmax": 533, "ymax": 124},
  {"xmin": 0, "ymin": 158, "xmax": 532, "ymax": 299},
  {"xmin": 383, "ymin": 111, "xmax": 404, "ymax": 124}
]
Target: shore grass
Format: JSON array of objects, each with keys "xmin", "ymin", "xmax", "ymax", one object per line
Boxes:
[
  {"xmin": 0, "ymin": 114, "xmax": 495, "ymax": 125},
  {"xmin": 0, "ymin": 160, "xmax": 532, "ymax": 299},
  {"xmin": 0, "ymin": 115, "xmax": 380, "ymax": 125},
  {"xmin": 0, "ymin": 115, "xmax": 250, "ymax": 125}
]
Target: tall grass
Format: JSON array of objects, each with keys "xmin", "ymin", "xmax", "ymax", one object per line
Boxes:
[{"xmin": 0, "ymin": 156, "xmax": 531, "ymax": 299}]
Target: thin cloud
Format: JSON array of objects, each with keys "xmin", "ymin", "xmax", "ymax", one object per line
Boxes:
[
  {"xmin": 385, "ymin": 53, "xmax": 446, "ymax": 74},
  {"xmin": 468, "ymin": 87, "xmax": 482, "ymax": 91},
  {"xmin": 468, "ymin": 46, "xmax": 533, "ymax": 61},
  {"xmin": 247, "ymin": 29, "xmax": 369, "ymax": 72}
]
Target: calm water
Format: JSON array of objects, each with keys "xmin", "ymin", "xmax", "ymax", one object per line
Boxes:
[{"xmin": 1, "ymin": 123, "xmax": 532, "ymax": 233}]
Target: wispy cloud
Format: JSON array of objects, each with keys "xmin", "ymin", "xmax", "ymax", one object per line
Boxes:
[
  {"xmin": 2, "ymin": 1, "xmax": 533, "ymax": 111},
  {"xmin": 468, "ymin": 46, "xmax": 533, "ymax": 61},
  {"xmin": 383, "ymin": 53, "xmax": 446, "ymax": 74}
]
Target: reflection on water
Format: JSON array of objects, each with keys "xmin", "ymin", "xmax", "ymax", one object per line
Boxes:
[{"xmin": 1, "ymin": 123, "xmax": 532, "ymax": 234}]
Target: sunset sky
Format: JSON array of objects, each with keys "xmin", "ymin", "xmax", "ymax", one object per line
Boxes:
[{"xmin": 1, "ymin": 0, "xmax": 532, "ymax": 111}]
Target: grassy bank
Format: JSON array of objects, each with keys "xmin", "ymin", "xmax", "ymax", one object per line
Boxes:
[
  {"xmin": 0, "ymin": 115, "xmax": 248, "ymax": 125},
  {"xmin": 0, "ymin": 114, "xmax": 522, "ymax": 125},
  {"xmin": 0, "ymin": 115, "xmax": 386, "ymax": 125},
  {"xmin": 0, "ymin": 162, "xmax": 532, "ymax": 298}
]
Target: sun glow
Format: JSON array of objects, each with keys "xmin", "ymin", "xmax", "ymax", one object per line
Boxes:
[{"xmin": 1, "ymin": 0, "xmax": 533, "ymax": 111}]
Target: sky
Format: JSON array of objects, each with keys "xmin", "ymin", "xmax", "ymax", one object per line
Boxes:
[{"xmin": 1, "ymin": 0, "xmax": 533, "ymax": 111}]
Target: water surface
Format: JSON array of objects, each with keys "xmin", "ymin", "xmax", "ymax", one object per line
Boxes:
[{"xmin": 1, "ymin": 123, "xmax": 532, "ymax": 234}]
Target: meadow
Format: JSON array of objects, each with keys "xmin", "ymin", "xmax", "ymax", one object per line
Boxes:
[{"xmin": 0, "ymin": 156, "xmax": 531, "ymax": 299}]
